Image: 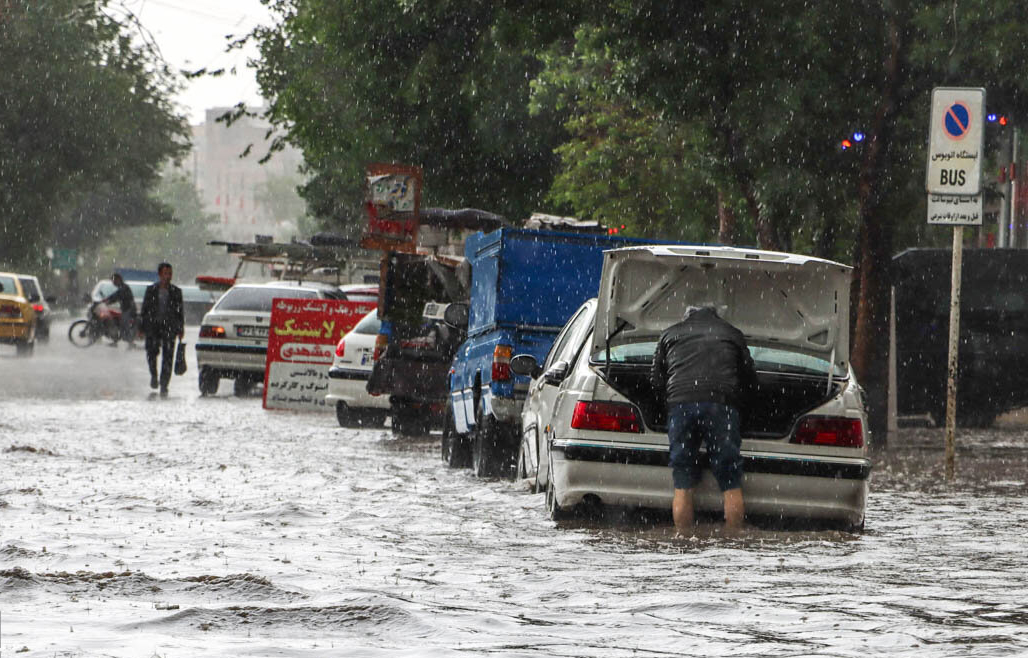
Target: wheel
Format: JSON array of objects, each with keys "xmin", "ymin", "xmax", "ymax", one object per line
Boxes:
[
  {"xmin": 336, "ymin": 401, "xmax": 356, "ymax": 428},
  {"xmin": 198, "ymin": 367, "xmax": 219, "ymax": 396},
  {"xmin": 68, "ymin": 320, "xmax": 97, "ymax": 347},
  {"xmin": 472, "ymin": 399, "xmax": 515, "ymax": 478},
  {"xmin": 233, "ymin": 377, "xmax": 254, "ymax": 397},
  {"xmin": 441, "ymin": 406, "xmax": 472, "ymax": 468},
  {"xmin": 15, "ymin": 339, "xmax": 34, "ymax": 357},
  {"xmin": 546, "ymin": 476, "xmax": 572, "ymax": 521}
]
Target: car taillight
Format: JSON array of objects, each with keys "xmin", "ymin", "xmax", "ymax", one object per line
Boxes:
[
  {"xmin": 492, "ymin": 344, "xmax": 513, "ymax": 381},
  {"xmin": 335, "ymin": 339, "xmax": 346, "ymax": 358},
  {"xmin": 199, "ymin": 325, "xmax": 226, "ymax": 338},
  {"xmin": 791, "ymin": 417, "xmax": 864, "ymax": 448},
  {"xmin": 32, "ymin": 304, "xmax": 44, "ymax": 313},
  {"xmin": 0, "ymin": 304, "xmax": 22, "ymax": 319},
  {"xmin": 570, "ymin": 401, "xmax": 643, "ymax": 433},
  {"xmin": 373, "ymin": 334, "xmax": 388, "ymax": 361}
]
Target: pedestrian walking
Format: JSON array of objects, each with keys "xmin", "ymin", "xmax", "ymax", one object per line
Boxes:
[
  {"xmin": 102, "ymin": 273, "xmax": 137, "ymax": 346},
  {"xmin": 650, "ymin": 305, "xmax": 758, "ymax": 532},
  {"xmin": 140, "ymin": 263, "xmax": 184, "ymax": 398}
]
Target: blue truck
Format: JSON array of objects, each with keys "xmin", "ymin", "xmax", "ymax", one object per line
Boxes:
[{"xmin": 444, "ymin": 228, "xmax": 676, "ymax": 477}]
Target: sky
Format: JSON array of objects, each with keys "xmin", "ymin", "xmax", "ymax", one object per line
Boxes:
[{"xmin": 117, "ymin": 0, "xmax": 275, "ymax": 125}]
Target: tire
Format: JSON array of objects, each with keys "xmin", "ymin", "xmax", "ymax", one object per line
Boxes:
[
  {"xmin": 15, "ymin": 339, "xmax": 34, "ymax": 357},
  {"xmin": 472, "ymin": 399, "xmax": 515, "ymax": 478},
  {"xmin": 198, "ymin": 367, "xmax": 219, "ymax": 396},
  {"xmin": 68, "ymin": 320, "xmax": 97, "ymax": 347},
  {"xmin": 546, "ymin": 476, "xmax": 572, "ymax": 522},
  {"xmin": 442, "ymin": 407, "xmax": 472, "ymax": 468},
  {"xmin": 336, "ymin": 401, "xmax": 352, "ymax": 427},
  {"xmin": 233, "ymin": 377, "xmax": 254, "ymax": 397},
  {"xmin": 516, "ymin": 430, "xmax": 541, "ymax": 493}
]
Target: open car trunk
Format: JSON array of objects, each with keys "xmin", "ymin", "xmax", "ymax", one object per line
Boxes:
[{"xmin": 600, "ymin": 364, "xmax": 841, "ymax": 438}]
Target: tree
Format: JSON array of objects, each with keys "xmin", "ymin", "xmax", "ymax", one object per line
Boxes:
[
  {"xmin": 245, "ymin": 0, "xmax": 582, "ymax": 227},
  {"xmin": 90, "ymin": 173, "xmax": 230, "ymax": 283},
  {"xmin": 0, "ymin": 0, "xmax": 188, "ymax": 270}
]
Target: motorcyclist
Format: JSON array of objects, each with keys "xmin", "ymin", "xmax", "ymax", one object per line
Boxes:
[{"xmin": 102, "ymin": 273, "xmax": 137, "ymax": 346}]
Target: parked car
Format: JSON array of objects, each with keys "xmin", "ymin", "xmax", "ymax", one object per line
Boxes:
[
  {"xmin": 0, "ymin": 272, "xmax": 37, "ymax": 356},
  {"xmin": 16, "ymin": 274, "xmax": 54, "ymax": 343},
  {"xmin": 513, "ymin": 245, "xmax": 870, "ymax": 529},
  {"xmin": 338, "ymin": 283, "xmax": 380, "ymax": 303},
  {"xmin": 326, "ymin": 308, "xmax": 389, "ymax": 427},
  {"xmin": 195, "ymin": 280, "xmax": 346, "ymax": 396},
  {"xmin": 179, "ymin": 285, "xmax": 219, "ymax": 325}
]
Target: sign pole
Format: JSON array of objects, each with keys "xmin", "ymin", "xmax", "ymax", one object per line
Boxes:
[
  {"xmin": 926, "ymin": 87, "xmax": 984, "ymax": 481},
  {"xmin": 944, "ymin": 226, "xmax": 962, "ymax": 480}
]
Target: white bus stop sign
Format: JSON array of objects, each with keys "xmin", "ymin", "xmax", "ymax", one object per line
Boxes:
[{"xmin": 926, "ymin": 87, "xmax": 985, "ymax": 195}]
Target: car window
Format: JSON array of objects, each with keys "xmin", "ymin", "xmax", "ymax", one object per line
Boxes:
[
  {"xmin": 351, "ymin": 309, "xmax": 381, "ymax": 335},
  {"xmin": 0, "ymin": 275, "xmax": 18, "ymax": 296},
  {"xmin": 554, "ymin": 305, "xmax": 595, "ymax": 367},
  {"xmin": 216, "ymin": 286, "xmax": 318, "ymax": 312},
  {"xmin": 18, "ymin": 277, "xmax": 41, "ymax": 302},
  {"xmin": 544, "ymin": 304, "xmax": 591, "ymax": 370}
]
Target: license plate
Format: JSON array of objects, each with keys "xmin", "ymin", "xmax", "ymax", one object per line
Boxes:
[{"xmin": 236, "ymin": 325, "xmax": 268, "ymax": 338}]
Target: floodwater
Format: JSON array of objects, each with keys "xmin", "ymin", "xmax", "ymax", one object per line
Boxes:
[{"xmin": 2, "ymin": 322, "xmax": 1028, "ymax": 657}]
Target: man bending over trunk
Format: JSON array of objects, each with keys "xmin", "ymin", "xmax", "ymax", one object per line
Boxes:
[{"xmin": 650, "ymin": 305, "xmax": 757, "ymax": 532}]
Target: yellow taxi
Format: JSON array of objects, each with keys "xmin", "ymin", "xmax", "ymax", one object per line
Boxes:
[{"xmin": 0, "ymin": 271, "xmax": 37, "ymax": 356}]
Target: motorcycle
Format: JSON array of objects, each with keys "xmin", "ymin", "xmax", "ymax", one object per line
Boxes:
[{"xmin": 68, "ymin": 301, "xmax": 136, "ymax": 348}]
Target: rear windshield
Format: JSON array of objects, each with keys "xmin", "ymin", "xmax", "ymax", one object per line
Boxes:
[
  {"xmin": 351, "ymin": 309, "xmax": 381, "ymax": 335},
  {"xmin": 0, "ymin": 275, "xmax": 18, "ymax": 296},
  {"xmin": 591, "ymin": 339, "xmax": 846, "ymax": 377},
  {"xmin": 216, "ymin": 286, "xmax": 319, "ymax": 312},
  {"xmin": 18, "ymin": 277, "xmax": 41, "ymax": 301}
]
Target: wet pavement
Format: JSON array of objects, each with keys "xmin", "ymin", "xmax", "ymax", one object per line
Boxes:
[{"xmin": 2, "ymin": 322, "xmax": 1028, "ymax": 656}]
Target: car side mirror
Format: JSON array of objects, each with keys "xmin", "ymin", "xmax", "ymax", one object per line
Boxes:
[
  {"xmin": 542, "ymin": 360, "xmax": 569, "ymax": 385},
  {"xmin": 510, "ymin": 354, "xmax": 543, "ymax": 378},
  {"xmin": 442, "ymin": 302, "xmax": 469, "ymax": 328}
]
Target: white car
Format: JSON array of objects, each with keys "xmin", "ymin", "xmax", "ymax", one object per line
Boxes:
[
  {"xmin": 326, "ymin": 308, "xmax": 389, "ymax": 427},
  {"xmin": 513, "ymin": 245, "xmax": 870, "ymax": 529},
  {"xmin": 195, "ymin": 281, "xmax": 345, "ymax": 396}
]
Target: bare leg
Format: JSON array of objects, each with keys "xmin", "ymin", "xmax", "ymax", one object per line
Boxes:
[
  {"xmin": 673, "ymin": 488, "xmax": 694, "ymax": 533},
  {"xmin": 723, "ymin": 487, "xmax": 744, "ymax": 529}
]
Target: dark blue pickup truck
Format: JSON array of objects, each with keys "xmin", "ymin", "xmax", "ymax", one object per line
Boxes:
[{"xmin": 444, "ymin": 228, "xmax": 673, "ymax": 476}]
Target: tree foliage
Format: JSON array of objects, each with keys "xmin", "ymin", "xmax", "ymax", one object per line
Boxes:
[
  {"xmin": 0, "ymin": 0, "xmax": 188, "ymax": 269},
  {"xmin": 246, "ymin": 0, "xmax": 582, "ymax": 225}
]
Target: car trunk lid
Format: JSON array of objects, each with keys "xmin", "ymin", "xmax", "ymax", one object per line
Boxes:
[{"xmin": 592, "ymin": 245, "xmax": 852, "ymax": 371}]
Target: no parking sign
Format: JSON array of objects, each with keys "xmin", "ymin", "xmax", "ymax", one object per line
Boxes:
[{"xmin": 926, "ymin": 87, "xmax": 985, "ymax": 196}]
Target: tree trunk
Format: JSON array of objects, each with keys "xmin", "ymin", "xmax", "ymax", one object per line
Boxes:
[
  {"xmin": 850, "ymin": 12, "xmax": 905, "ymax": 450},
  {"xmin": 717, "ymin": 187, "xmax": 737, "ymax": 245}
]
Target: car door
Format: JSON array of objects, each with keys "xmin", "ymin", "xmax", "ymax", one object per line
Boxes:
[{"xmin": 527, "ymin": 301, "xmax": 596, "ymax": 488}]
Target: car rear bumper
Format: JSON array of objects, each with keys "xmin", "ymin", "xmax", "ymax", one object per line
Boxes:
[
  {"xmin": 326, "ymin": 367, "xmax": 389, "ymax": 409},
  {"xmin": 550, "ymin": 440, "xmax": 870, "ymax": 525},
  {"xmin": 195, "ymin": 342, "xmax": 267, "ymax": 374},
  {"xmin": 0, "ymin": 321, "xmax": 33, "ymax": 342}
]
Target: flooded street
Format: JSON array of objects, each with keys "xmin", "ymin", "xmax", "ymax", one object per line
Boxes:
[{"xmin": 3, "ymin": 323, "xmax": 1028, "ymax": 657}]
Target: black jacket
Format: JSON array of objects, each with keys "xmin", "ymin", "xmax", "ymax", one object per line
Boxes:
[
  {"xmin": 103, "ymin": 283, "xmax": 136, "ymax": 315},
  {"xmin": 140, "ymin": 283, "xmax": 184, "ymax": 336},
  {"xmin": 650, "ymin": 307, "xmax": 758, "ymax": 408}
]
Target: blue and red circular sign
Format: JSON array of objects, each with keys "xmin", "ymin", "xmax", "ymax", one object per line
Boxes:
[{"xmin": 943, "ymin": 102, "xmax": 971, "ymax": 140}]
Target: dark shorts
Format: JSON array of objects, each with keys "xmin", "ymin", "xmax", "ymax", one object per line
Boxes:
[{"xmin": 667, "ymin": 402, "xmax": 743, "ymax": 492}]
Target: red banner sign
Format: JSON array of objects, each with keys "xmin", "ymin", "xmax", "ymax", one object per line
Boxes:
[{"xmin": 263, "ymin": 297, "xmax": 376, "ymax": 411}]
